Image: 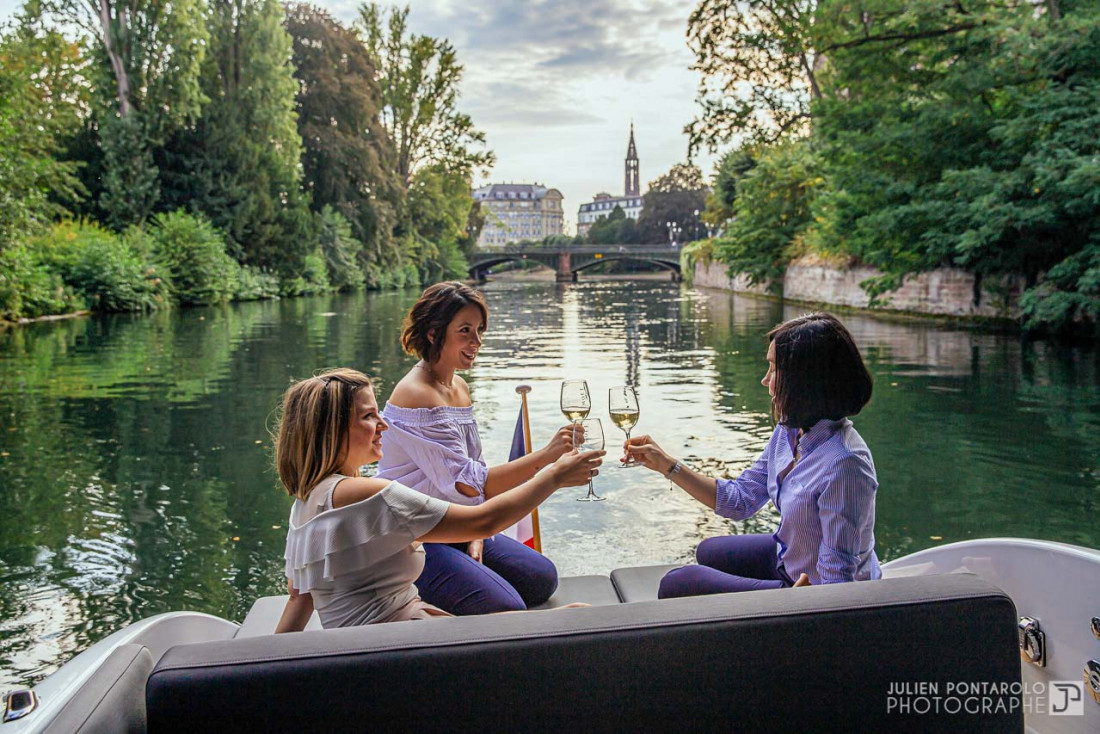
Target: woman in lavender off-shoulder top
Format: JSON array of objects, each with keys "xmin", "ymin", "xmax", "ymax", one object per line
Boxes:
[{"xmin": 376, "ymin": 282, "xmax": 576, "ymax": 614}]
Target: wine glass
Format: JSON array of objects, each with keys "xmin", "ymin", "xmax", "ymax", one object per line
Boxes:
[
  {"xmin": 573, "ymin": 418, "xmax": 605, "ymax": 502},
  {"xmin": 609, "ymin": 385, "xmax": 640, "ymax": 467},
  {"xmin": 560, "ymin": 380, "xmax": 591, "ymax": 424}
]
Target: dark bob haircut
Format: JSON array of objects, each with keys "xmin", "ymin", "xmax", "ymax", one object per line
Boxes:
[
  {"xmin": 768, "ymin": 312, "xmax": 872, "ymax": 431},
  {"xmin": 400, "ymin": 281, "xmax": 489, "ymax": 364}
]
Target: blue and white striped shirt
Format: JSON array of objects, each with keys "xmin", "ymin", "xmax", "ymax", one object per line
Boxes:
[{"xmin": 715, "ymin": 418, "xmax": 881, "ymax": 585}]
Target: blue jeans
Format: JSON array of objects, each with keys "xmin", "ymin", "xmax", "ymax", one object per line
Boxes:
[
  {"xmin": 416, "ymin": 535, "xmax": 558, "ymax": 614},
  {"xmin": 658, "ymin": 534, "xmax": 793, "ymax": 598}
]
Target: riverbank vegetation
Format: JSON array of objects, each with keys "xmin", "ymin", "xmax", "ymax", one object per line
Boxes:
[
  {"xmin": 686, "ymin": 0, "xmax": 1100, "ymax": 337},
  {"xmin": 0, "ymin": 1, "xmax": 489, "ymax": 323}
]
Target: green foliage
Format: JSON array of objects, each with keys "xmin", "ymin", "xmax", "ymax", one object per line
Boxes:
[
  {"xmin": 703, "ymin": 146, "xmax": 757, "ymax": 231},
  {"xmin": 358, "ymin": 3, "xmax": 494, "ymax": 181},
  {"xmin": 405, "ymin": 164, "xmax": 473, "ymax": 282},
  {"xmin": 182, "ymin": 0, "xmax": 313, "ymax": 276},
  {"xmin": 31, "ymin": 221, "xmax": 167, "ymax": 311},
  {"xmin": 285, "ymin": 3, "xmax": 402, "ymax": 274},
  {"xmin": 99, "ymin": 114, "xmax": 159, "ymax": 229},
  {"xmin": 679, "ymin": 237, "xmax": 716, "ymax": 286},
  {"xmin": 316, "ymin": 206, "xmax": 365, "ymax": 290},
  {"xmin": 586, "ymin": 206, "xmax": 638, "ymax": 245},
  {"xmin": 0, "ymin": 244, "xmax": 79, "ymax": 320},
  {"xmin": 281, "ymin": 251, "xmax": 331, "ymax": 297},
  {"xmin": 234, "ymin": 266, "xmax": 281, "ymax": 301},
  {"xmin": 54, "ymin": 0, "xmax": 208, "ymax": 229},
  {"xmin": 365, "ymin": 261, "xmax": 419, "ymax": 290},
  {"xmin": 0, "ymin": 6, "xmax": 86, "ymax": 246},
  {"xmin": 636, "ymin": 164, "xmax": 709, "ymax": 244},
  {"xmin": 808, "ymin": 0, "xmax": 1100, "ymax": 331},
  {"xmin": 148, "ymin": 211, "xmax": 237, "ymax": 306},
  {"xmin": 690, "ymin": 0, "xmax": 1100, "ymax": 334},
  {"xmin": 715, "ymin": 139, "xmax": 819, "ymax": 287},
  {"xmin": 686, "ymin": 0, "xmax": 818, "ymax": 153}
]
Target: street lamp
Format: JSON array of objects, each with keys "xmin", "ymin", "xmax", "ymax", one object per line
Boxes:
[
  {"xmin": 693, "ymin": 209, "xmax": 711, "ymax": 240},
  {"xmin": 666, "ymin": 220, "xmax": 682, "ymax": 248}
]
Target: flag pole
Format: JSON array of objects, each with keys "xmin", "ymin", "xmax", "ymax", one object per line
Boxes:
[{"xmin": 515, "ymin": 384, "xmax": 542, "ymax": 553}]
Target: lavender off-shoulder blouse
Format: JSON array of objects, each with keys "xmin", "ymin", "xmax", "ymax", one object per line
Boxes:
[{"xmin": 376, "ymin": 403, "xmax": 490, "ymax": 506}]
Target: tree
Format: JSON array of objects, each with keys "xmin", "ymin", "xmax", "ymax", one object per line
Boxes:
[
  {"xmin": 703, "ymin": 146, "xmax": 758, "ymax": 231},
  {"xmin": 809, "ymin": 0, "xmax": 1100, "ymax": 332},
  {"xmin": 405, "ymin": 164, "xmax": 475, "ymax": 281},
  {"xmin": 177, "ymin": 0, "xmax": 313, "ymax": 277},
  {"xmin": 49, "ymin": 0, "xmax": 207, "ymax": 227},
  {"xmin": 717, "ymin": 138, "xmax": 818, "ymax": 286},
  {"xmin": 357, "ymin": 3, "xmax": 494, "ymax": 183},
  {"xmin": 636, "ymin": 164, "xmax": 709, "ymax": 244},
  {"xmin": 586, "ymin": 205, "xmax": 639, "ymax": 245},
  {"xmin": 685, "ymin": 0, "xmax": 820, "ymax": 154},
  {"xmin": 0, "ymin": 3, "xmax": 85, "ymax": 246},
  {"xmin": 284, "ymin": 3, "xmax": 402, "ymax": 272}
]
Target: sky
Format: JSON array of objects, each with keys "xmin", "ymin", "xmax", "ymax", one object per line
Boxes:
[{"xmin": 1, "ymin": 0, "xmax": 718, "ymax": 233}]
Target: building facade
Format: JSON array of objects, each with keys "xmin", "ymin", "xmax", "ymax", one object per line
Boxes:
[
  {"xmin": 473, "ymin": 183, "xmax": 564, "ymax": 247},
  {"xmin": 577, "ymin": 124, "xmax": 643, "ymax": 237}
]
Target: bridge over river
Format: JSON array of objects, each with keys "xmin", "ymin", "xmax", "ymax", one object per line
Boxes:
[{"xmin": 468, "ymin": 245, "xmax": 683, "ymax": 282}]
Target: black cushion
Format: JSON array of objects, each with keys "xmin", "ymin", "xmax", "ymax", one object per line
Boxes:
[{"xmin": 147, "ymin": 574, "xmax": 1020, "ymax": 733}]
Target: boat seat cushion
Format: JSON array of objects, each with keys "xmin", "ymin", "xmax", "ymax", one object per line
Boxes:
[
  {"xmin": 237, "ymin": 575, "xmax": 619, "ymax": 636},
  {"xmin": 235, "ymin": 595, "xmax": 322, "ymax": 638},
  {"xmin": 43, "ymin": 643, "xmax": 152, "ymax": 734},
  {"xmin": 610, "ymin": 563, "xmax": 681, "ymax": 602},
  {"xmin": 531, "ymin": 574, "xmax": 620, "ymax": 609},
  {"xmin": 147, "ymin": 574, "xmax": 1021, "ymax": 733}
]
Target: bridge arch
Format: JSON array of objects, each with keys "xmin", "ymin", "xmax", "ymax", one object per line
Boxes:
[{"xmin": 571, "ymin": 255, "xmax": 681, "ymax": 276}]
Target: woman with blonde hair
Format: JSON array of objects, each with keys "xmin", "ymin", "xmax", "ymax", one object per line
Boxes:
[{"xmin": 274, "ymin": 368, "xmax": 602, "ymax": 632}]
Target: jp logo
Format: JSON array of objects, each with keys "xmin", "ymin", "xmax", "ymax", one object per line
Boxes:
[{"xmin": 1050, "ymin": 681, "xmax": 1084, "ymax": 717}]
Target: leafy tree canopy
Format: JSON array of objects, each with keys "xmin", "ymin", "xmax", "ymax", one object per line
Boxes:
[{"xmin": 358, "ymin": 3, "xmax": 494, "ymax": 183}]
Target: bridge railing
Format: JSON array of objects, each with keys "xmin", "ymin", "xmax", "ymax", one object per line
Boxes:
[{"xmin": 471, "ymin": 244, "xmax": 681, "ymax": 258}]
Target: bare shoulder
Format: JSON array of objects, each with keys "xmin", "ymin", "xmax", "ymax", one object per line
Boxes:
[
  {"xmin": 388, "ymin": 370, "xmax": 446, "ymax": 409},
  {"xmin": 453, "ymin": 374, "xmax": 473, "ymax": 406},
  {"xmin": 330, "ymin": 476, "xmax": 392, "ymax": 509}
]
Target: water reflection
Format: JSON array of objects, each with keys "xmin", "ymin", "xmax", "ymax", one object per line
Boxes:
[{"xmin": 1, "ymin": 279, "xmax": 1097, "ymax": 687}]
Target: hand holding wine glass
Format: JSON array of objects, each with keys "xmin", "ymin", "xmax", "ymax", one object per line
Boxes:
[
  {"xmin": 609, "ymin": 385, "xmax": 640, "ymax": 467},
  {"xmin": 560, "ymin": 380, "xmax": 591, "ymax": 423},
  {"xmin": 573, "ymin": 418, "xmax": 606, "ymax": 502}
]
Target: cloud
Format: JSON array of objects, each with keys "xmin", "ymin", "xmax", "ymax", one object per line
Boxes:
[
  {"xmin": 461, "ymin": 80, "xmax": 606, "ymax": 129},
  {"xmin": 409, "ymin": 0, "xmax": 681, "ymax": 82}
]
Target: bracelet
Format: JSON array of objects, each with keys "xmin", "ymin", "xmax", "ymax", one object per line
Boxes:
[{"xmin": 664, "ymin": 460, "xmax": 683, "ymax": 479}]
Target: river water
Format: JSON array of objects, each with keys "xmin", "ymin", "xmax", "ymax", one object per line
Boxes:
[{"xmin": 1, "ymin": 277, "xmax": 1098, "ymax": 686}]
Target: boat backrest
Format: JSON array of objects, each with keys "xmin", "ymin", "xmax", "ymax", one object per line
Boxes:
[
  {"xmin": 42, "ymin": 644, "xmax": 152, "ymax": 734},
  {"xmin": 146, "ymin": 574, "xmax": 1021, "ymax": 733}
]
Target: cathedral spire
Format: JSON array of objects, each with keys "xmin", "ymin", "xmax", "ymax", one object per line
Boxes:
[{"xmin": 625, "ymin": 122, "xmax": 640, "ymax": 197}]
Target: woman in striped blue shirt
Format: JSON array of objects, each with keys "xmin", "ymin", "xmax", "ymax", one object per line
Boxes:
[{"xmin": 624, "ymin": 312, "xmax": 880, "ymax": 597}]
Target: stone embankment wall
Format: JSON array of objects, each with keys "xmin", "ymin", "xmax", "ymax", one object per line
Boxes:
[{"xmin": 692, "ymin": 258, "xmax": 1022, "ymax": 320}]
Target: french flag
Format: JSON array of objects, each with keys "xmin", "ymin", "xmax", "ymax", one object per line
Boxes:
[{"xmin": 501, "ymin": 401, "xmax": 541, "ymax": 551}]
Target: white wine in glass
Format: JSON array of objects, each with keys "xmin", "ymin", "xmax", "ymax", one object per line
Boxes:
[
  {"xmin": 573, "ymin": 418, "xmax": 605, "ymax": 502},
  {"xmin": 609, "ymin": 385, "xmax": 640, "ymax": 467},
  {"xmin": 560, "ymin": 380, "xmax": 591, "ymax": 423}
]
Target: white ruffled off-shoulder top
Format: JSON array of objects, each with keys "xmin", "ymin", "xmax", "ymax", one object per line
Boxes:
[{"xmin": 283, "ymin": 474, "xmax": 451, "ymax": 627}]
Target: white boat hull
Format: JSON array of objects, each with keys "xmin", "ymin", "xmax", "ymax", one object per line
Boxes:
[{"xmin": 884, "ymin": 539, "xmax": 1100, "ymax": 733}]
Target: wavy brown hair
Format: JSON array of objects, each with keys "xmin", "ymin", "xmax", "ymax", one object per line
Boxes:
[
  {"xmin": 273, "ymin": 368, "xmax": 373, "ymax": 500},
  {"xmin": 768, "ymin": 313, "xmax": 873, "ymax": 431},
  {"xmin": 400, "ymin": 281, "xmax": 488, "ymax": 364}
]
